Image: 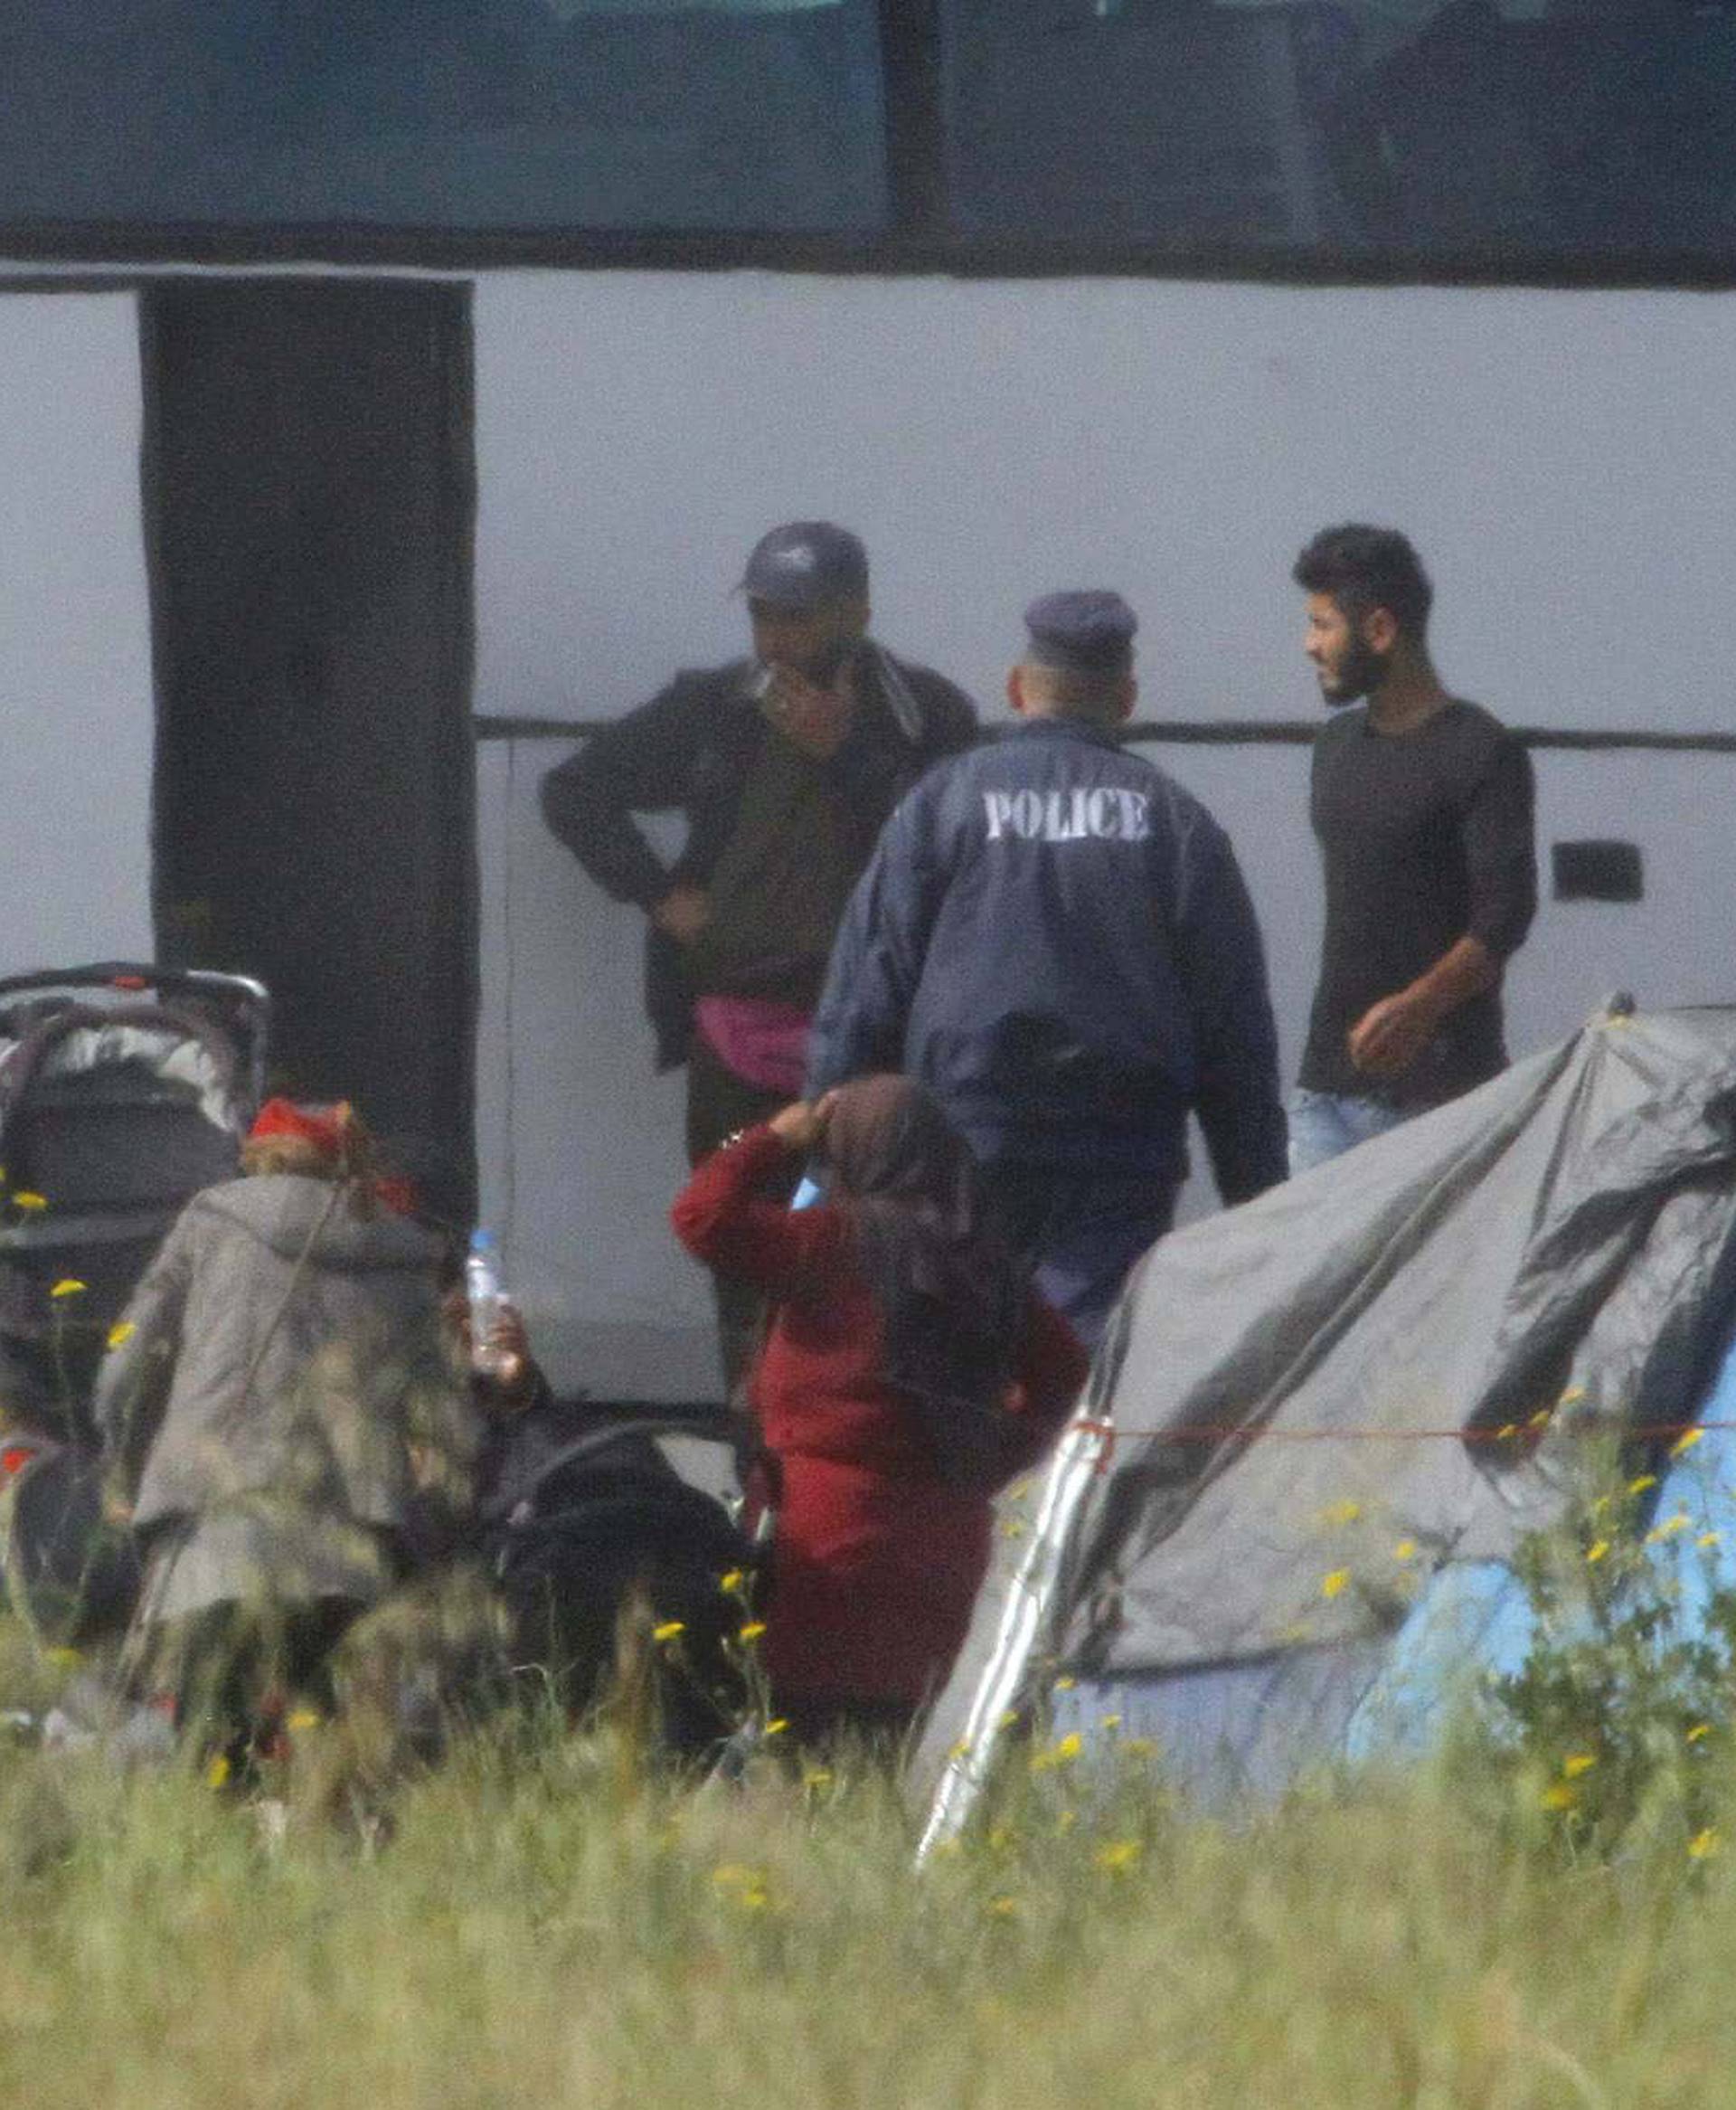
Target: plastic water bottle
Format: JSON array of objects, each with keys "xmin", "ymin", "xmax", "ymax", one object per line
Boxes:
[{"xmin": 465, "ymin": 1227, "xmax": 508, "ymax": 1380}]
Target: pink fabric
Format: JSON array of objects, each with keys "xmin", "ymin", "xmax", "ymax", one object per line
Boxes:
[{"xmin": 693, "ymin": 996, "xmax": 813, "ymax": 1096}]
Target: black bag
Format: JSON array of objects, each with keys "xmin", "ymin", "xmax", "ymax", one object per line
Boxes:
[{"xmin": 482, "ymin": 1406, "xmax": 756, "ymax": 1759}]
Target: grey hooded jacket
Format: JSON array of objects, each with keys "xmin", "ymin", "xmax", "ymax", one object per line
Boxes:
[{"xmin": 96, "ymin": 1174, "xmax": 475, "ymax": 1545}]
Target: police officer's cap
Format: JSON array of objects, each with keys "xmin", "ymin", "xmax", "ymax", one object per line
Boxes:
[
  {"xmin": 738, "ymin": 522, "xmax": 869, "ymax": 610},
  {"xmin": 1024, "ymin": 591, "xmax": 1137, "ymax": 675}
]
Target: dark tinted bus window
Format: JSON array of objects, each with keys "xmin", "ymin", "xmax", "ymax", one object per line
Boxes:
[
  {"xmin": 0, "ymin": 1, "xmax": 886, "ymax": 233},
  {"xmin": 942, "ymin": 0, "xmax": 1736, "ymax": 260}
]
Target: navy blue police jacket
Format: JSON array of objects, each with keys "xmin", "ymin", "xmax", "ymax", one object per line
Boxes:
[{"xmin": 807, "ymin": 716, "xmax": 1288, "ymax": 1197}]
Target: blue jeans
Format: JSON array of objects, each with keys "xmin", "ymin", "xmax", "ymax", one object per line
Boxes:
[{"xmin": 1286, "ymin": 1087, "xmax": 1413, "ymax": 1176}]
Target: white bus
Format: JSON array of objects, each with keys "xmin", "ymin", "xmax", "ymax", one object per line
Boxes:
[{"xmin": 3, "ymin": 0, "xmax": 1731, "ymax": 1394}]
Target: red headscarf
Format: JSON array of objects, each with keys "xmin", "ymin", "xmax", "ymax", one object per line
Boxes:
[
  {"xmin": 248, "ymin": 1097, "xmax": 355, "ymax": 1162},
  {"xmin": 245, "ymin": 1098, "xmax": 417, "ymax": 1214}
]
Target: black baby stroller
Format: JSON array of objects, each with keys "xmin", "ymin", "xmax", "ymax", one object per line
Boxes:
[
  {"xmin": 0, "ymin": 961, "xmax": 269, "ymax": 1443},
  {"xmin": 0, "ymin": 962, "xmax": 269, "ymax": 1644},
  {"xmin": 480, "ymin": 1398, "xmax": 760, "ymax": 1762}
]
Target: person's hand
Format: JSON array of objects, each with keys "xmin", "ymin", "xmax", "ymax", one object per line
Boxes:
[
  {"xmin": 1347, "ymin": 989, "xmax": 1441, "ymax": 1078},
  {"xmin": 484, "ymin": 1300, "xmax": 534, "ymax": 1406},
  {"xmin": 762, "ymin": 665, "xmax": 854, "ymax": 761},
  {"xmin": 442, "ymin": 1286, "xmax": 535, "ymax": 1407},
  {"xmin": 652, "ymin": 885, "xmax": 712, "ymax": 946},
  {"xmin": 768, "ymin": 1092, "xmax": 837, "ymax": 1152}
]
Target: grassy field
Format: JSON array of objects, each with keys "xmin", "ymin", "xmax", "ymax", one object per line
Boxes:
[{"xmin": 0, "ymin": 1621, "xmax": 1731, "ymax": 2110}]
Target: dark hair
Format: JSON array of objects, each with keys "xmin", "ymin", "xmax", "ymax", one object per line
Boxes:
[{"xmin": 1292, "ymin": 525, "xmax": 1432, "ymax": 641}]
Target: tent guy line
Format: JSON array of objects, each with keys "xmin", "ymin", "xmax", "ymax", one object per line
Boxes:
[{"xmin": 1065, "ymin": 1417, "xmax": 1724, "ymax": 1450}]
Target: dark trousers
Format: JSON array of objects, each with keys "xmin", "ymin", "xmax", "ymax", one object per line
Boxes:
[
  {"xmin": 684, "ymin": 1038, "xmax": 800, "ymax": 1400},
  {"xmin": 981, "ymin": 1161, "xmax": 1183, "ymax": 1352},
  {"xmin": 136, "ymin": 1596, "xmax": 363, "ymax": 1765},
  {"xmin": 774, "ymin": 1692, "xmax": 918, "ymax": 1761}
]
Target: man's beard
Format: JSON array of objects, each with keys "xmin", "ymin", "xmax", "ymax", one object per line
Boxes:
[{"xmin": 1319, "ymin": 635, "xmax": 1388, "ymax": 707}]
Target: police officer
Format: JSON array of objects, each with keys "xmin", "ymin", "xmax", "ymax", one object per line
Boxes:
[{"xmin": 807, "ymin": 591, "xmax": 1287, "ymax": 1347}]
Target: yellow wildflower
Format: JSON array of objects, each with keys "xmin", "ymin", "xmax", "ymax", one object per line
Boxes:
[
  {"xmin": 48, "ymin": 1279, "xmax": 86, "ymax": 1300},
  {"xmin": 801, "ymin": 1767, "xmax": 834, "ymax": 1790},
  {"xmin": 1686, "ymin": 1724, "xmax": 1712, "ymax": 1745},
  {"xmin": 1559, "ymin": 1386, "xmax": 1587, "ymax": 1406},
  {"xmin": 1590, "ymin": 1494, "xmax": 1612, "ymax": 1517},
  {"xmin": 1320, "ymin": 1568, "xmax": 1351, "ymax": 1600},
  {"xmin": 106, "ymin": 1321, "xmax": 136, "ymax": 1349},
  {"xmin": 286, "ymin": 1708, "xmax": 322, "ymax": 1733},
  {"xmin": 997, "ymin": 1708, "xmax": 1020, "ymax": 1729},
  {"xmin": 1671, "ymin": 1428, "xmax": 1705, "ymax": 1459},
  {"xmin": 1392, "ymin": 1540, "xmax": 1418, "ymax": 1563},
  {"xmin": 712, "ymin": 1863, "xmax": 775, "ymax": 1910},
  {"xmin": 987, "ymin": 1896, "xmax": 1021, "ymax": 1918},
  {"xmin": 946, "ymin": 1737, "xmax": 973, "ymax": 1763},
  {"xmin": 1628, "ymin": 1474, "xmax": 1658, "ymax": 1496},
  {"xmin": 205, "ymin": 1755, "xmax": 231, "ymax": 1791},
  {"xmin": 1318, "ymin": 1499, "xmax": 1362, "ymax": 1528},
  {"xmin": 1699, "ymin": 1532, "xmax": 1722, "ymax": 1550},
  {"xmin": 651, "ymin": 1620, "xmax": 685, "ymax": 1644},
  {"xmin": 1562, "ymin": 1753, "xmax": 1597, "ymax": 1779},
  {"xmin": 1093, "ymin": 1840, "xmax": 1142, "ymax": 1874},
  {"xmin": 1646, "ymin": 1515, "xmax": 1692, "ymax": 1544},
  {"xmin": 1000, "ymin": 1519, "xmax": 1028, "ymax": 1539},
  {"xmin": 1585, "ymin": 1540, "xmax": 1609, "ymax": 1564},
  {"xmin": 718, "ymin": 1568, "xmax": 745, "ymax": 1595},
  {"xmin": 1541, "ymin": 1784, "xmax": 1578, "ymax": 1811},
  {"xmin": 1689, "ymin": 1829, "xmax": 1721, "ymax": 1860},
  {"xmin": 1527, "ymin": 1407, "xmax": 1553, "ymax": 1429},
  {"xmin": 764, "ymin": 1717, "xmax": 788, "ymax": 1736},
  {"xmin": 11, "ymin": 1192, "xmax": 46, "ymax": 1212},
  {"xmin": 1099, "ymin": 1714, "xmax": 1122, "ymax": 1732},
  {"xmin": 738, "ymin": 1621, "xmax": 767, "ymax": 1642},
  {"xmin": 1496, "ymin": 1424, "xmax": 1517, "ymax": 1442},
  {"xmin": 1053, "ymin": 1676, "xmax": 1077, "ymax": 1692},
  {"xmin": 1031, "ymin": 1731, "xmax": 1083, "ymax": 1774}
]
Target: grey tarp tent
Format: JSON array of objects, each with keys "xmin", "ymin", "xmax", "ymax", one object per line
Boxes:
[{"xmin": 916, "ymin": 1004, "xmax": 1736, "ymax": 1853}]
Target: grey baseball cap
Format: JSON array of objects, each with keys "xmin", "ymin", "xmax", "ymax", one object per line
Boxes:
[{"xmin": 738, "ymin": 521, "xmax": 869, "ymax": 610}]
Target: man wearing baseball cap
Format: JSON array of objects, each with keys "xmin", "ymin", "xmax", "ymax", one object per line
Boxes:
[
  {"xmin": 542, "ymin": 522, "xmax": 976, "ymax": 1394},
  {"xmin": 807, "ymin": 591, "xmax": 1287, "ymax": 1347}
]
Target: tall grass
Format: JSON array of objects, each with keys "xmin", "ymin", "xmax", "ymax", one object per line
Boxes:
[{"xmin": 0, "ymin": 1638, "xmax": 1731, "ymax": 2110}]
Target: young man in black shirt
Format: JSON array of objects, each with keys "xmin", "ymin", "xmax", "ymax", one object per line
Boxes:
[{"xmin": 1289, "ymin": 525, "xmax": 1536, "ymax": 1173}]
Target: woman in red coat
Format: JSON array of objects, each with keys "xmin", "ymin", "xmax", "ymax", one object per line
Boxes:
[{"xmin": 672, "ymin": 1074, "xmax": 1087, "ymax": 1747}]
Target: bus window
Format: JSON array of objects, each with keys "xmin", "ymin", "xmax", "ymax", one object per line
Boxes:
[
  {"xmin": 0, "ymin": 0, "xmax": 887, "ymax": 235},
  {"xmin": 940, "ymin": 0, "xmax": 1736, "ymax": 262}
]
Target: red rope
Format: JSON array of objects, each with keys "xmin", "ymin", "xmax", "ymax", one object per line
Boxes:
[{"xmin": 1067, "ymin": 1417, "xmax": 1736, "ymax": 1448}]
